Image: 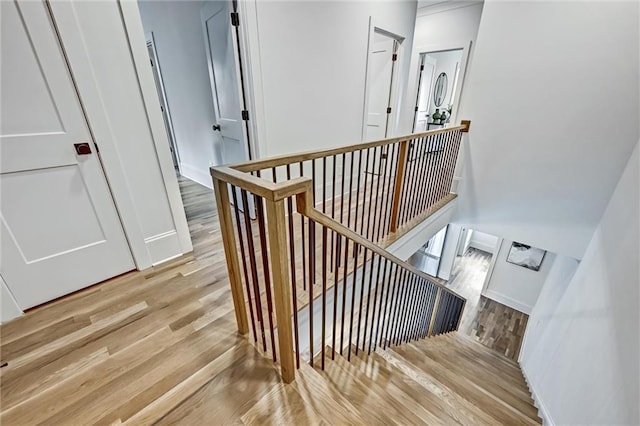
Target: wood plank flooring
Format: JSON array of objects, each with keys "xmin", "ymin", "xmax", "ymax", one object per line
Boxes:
[
  {"xmin": 444, "ymin": 248, "xmax": 529, "ymax": 361},
  {"xmin": 0, "ymin": 176, "xmax": 538, "ymax": 424}
]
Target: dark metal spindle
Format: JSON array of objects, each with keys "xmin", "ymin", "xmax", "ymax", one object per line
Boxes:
[
  {"xmin": 240, "ymin": 189, "xmax": 267, "ymax": 351},
  {"xmin": 254, "ymin": 194, "xmax": 278, "ymax": 361},
  {"xmin": 230, "ymin": 186, "xmax": 258, "ymax": 342}
]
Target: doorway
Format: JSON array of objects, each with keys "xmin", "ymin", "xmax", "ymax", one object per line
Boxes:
[
  {"xmin": 363, "ymin": 28, "xmax": 404, "ymax": 142},
  {"xmin": 146, "ymin": 34, "xmax": 179, "ymax": 170},
  {"xmin": 412, "ymin": 46, "xmax": 469, "ymax": 132}
]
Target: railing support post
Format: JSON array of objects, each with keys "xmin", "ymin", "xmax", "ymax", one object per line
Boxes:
[
  {"xmin": 212, "ymin": 177, "xmax": 249, "ymax": 335},
  {"xmin": 389, "ymin": 140, "xmax": 410, "ymax": 233},
  {"xmin": 427, "ymin": 287, "xmax": 442, "ymax": 337},
  {"xmin": 265, "ymin": 198, "xmax": 296, "ymax": 383}
]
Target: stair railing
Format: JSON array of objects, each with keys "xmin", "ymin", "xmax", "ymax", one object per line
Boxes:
[{"xmin": 211, "ymin": 123, "xmax": 469, "ymax": 383}]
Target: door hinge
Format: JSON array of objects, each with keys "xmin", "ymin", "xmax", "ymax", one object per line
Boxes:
[
  {"xmin": 415, "ymin": 106, "xmax": 419, "ymax": 112},
  {"xmin": 392, "ymin": 53, "xmax": 398, "ymax": 61},
  {"xmin": 94, "ymin": 142, "xmax": 100, "ymax": 153},
  {"xmin": 230, "ymin": 12, "xmax": 239, "ymax": 27},
  {"xmin": 150, "ymin": 59, "xmax": 154, "ymax": 67},
  {"xmin": 386, "ymin": 107, "xmax": 392, "ymax": 114},
  {"xmin": 160, "ymin": 105, "xmax": 164, "ymax": 113},
  {"xmin": 241, "ymin": 110, "xmax": 249, "ymax": 120},
  {"xmin": 420, "ymin": 64, "xmax": 424, "ymax": 71}
]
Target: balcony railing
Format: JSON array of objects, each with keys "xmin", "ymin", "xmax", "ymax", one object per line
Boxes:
[{"xmin": 211, "ymin": 123, "xmax": 469, "ymax": 382}]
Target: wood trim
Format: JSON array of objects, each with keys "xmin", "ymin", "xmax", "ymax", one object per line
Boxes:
[
  {"xmin": 427, "ymin": 287, "xmax": 442, "ymax": 337},
  {"xmin": 232, "ymin": 125, "xmax": 466, "ymax": 172},
  {"xmin": 212, "ymin": 178, "xmax": 249, "ymax": 335},
  {"xmin": 295, "ymin": 188, "xmax": 465, "ymax": 301},
  {"xmin": 461, "ymin": 120, "xmax": 471, "ymax": 133},
  {"xmin": 389, "ymin": 140, "xmax": 409, "ymax": 233},
  {"xmin": 264, "ymin": 198, "xmax": 295, "ymax": 383},
  {"xmin": 380, "ymin": 193, "xmax": 458, "ymax": 249},
  {"xmin": 210, "ymin": 166, "xmax": 311, "ymax": 201}
]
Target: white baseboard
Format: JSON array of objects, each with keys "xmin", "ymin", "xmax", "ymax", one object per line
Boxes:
[
  {"xmin": 145, "ymin": 230, "xmax": 184, "ymax": 266},
  {"xmin": 482, "ymin": 289, "xmax": 533, "ymax": 314},
  {"xmin": 469, "ymin": 240, "xmax": 495, "ymax": 254},
  {"xmin": 179, "ymin": 162, "xmax": 213, "ymax": 189},
  {"xmin": 521, "ymin": 365, "xmax": 555, "ymax": 425}
]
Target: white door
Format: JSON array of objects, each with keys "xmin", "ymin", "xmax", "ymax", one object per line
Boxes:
[
  {"xmin": 365, "ymin": 32, "xmax": 397, "ymax": 142},
  {"xmin": 414, "ymin": 56, "xmax": 437, "ymax": 132},
  {"xmin": 0, "ymin": 0, "xmax": 134, "ymax": 309},
  {"xmin": 201, "ymin": 1, "xmax": 248, "ymax": 166}
]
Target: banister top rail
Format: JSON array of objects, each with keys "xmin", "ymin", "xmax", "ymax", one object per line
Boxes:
[{"xmin": 232, "ymin": 125, "xmax": 467, "ymax": 173}]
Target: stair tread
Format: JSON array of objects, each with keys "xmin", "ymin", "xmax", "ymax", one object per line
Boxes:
[
  {"xmin": 407, "ymin": 341, "xmax": 538, "ymax": 417},
  {"xmin": 349, "ymin": 346, "xmax": 473, "ymax": 425},
  {"xmin": 418, "ymin": 336, "xmax": 532, "ymax": 396},
  {"xmin": 292, "ymin": 362, "xmax": 367, "ymax": 425},
  {"xmin": 327, "ymin": 347, "xmax": 445, "ymax": 425},
  {"xmin": 315, "ymin": 347, "xmax": 424, "ymax": 425},
  {"xmin": 390, "ymin": 343, "xmax": 540, "ymax": 424},
  {"xmin": 372, "ymin": 347, "xmax": 508, "ymax": 425}
]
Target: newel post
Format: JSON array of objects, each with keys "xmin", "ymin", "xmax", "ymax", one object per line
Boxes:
[
  {"xmin": 212, "ymin": 176, "xmax": 249, "ymax": 335},
  {"xmin": 264, "ymin": 197, "xmax": 295, "ymax": 383},
  {"xmin": 389, "ymin": 140, "xmax": 410, "ymax": 233}
]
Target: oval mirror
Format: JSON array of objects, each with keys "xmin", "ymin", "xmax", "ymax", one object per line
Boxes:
[{"xmin": 433, "ymin": 72, "xmax": 448, "ymax": 107}]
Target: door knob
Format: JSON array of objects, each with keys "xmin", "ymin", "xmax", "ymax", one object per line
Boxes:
[
  {"xmin": 212, "ymin": 124, "xmax": 221, "ymax": 131},
  {"xmin": 74, "ymin": 143, "xmax": 92, "ymax": 155}
]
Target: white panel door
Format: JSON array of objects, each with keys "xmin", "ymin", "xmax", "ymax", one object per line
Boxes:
[
  {"xmin": 0, "ymin": 0, "xmax": 134, "ymax": 309},
  {"xmin": 202, "ymin": 1, "xmax": 248, "ymax": 166},
  {"xmin": 365, "ymin": 33, "xmax": 396, "ymax": 142}
]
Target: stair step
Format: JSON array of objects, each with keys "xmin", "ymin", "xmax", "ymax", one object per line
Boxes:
[
  {"xmin": 325, "ymin": 347, "xmax": 442, "ymax": 425},
  {"xmin": 347, "ymin": 345, "xmax": 465, "ymax": 425},
  {"xmin": 312, "ymin": 347, "xmax": 409, "ymax": 425},
  {"xmin": 373, "ymin": 347, "xmax": 503, "ymax": 425},
  {"xmin": 408, "ymin": 340, "xmax": 538, "ymax": 417},
  {"xmin": 292, "ymin": 362, "xmax": 367, "ymax": 425},
  {"xmin": 390, "ymin": 343, "xmax": 540, "ymax": 425},
  {"xmin": 419, "ymin": 335, "xmax": 532, "ymax": 396}
]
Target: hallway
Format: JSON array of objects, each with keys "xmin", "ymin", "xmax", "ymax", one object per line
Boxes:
[{"xmin": 445, "ymin": 248, "xmax": 529, "ymax": 361}]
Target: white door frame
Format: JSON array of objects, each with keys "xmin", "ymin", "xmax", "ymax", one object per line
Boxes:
[
  {"xmin": 407, "ymin": 40, "xmax": 473, "ymax": 128},
  {"xmin": 145, "ymin": 32, "xmax": 181, "ymax": 171},
  {"xmin": 361, "ymin": 18, "xmax": 406, "ymax": 142}
]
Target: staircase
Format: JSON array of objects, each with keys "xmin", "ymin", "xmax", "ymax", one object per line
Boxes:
[{"xmin": 210, "ymin": 123, "xmax": 541, "ymax": 423}]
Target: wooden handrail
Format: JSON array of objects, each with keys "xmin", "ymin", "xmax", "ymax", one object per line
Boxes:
[
  {"xmin": 232, "ymin": 124, "xmax": 467, "ymax": 173},
  {"xmin": 211, "ymin": 166, "xmax": 310, "ymax": 201},
  {"xmin": 294, "ymin": 185, "xmax": 465, "ymax": 301}
]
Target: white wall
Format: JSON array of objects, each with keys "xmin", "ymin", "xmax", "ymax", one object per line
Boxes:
[
  {"xmin": 482, "ymin": 239, "xmax": 555, "ymax": 314},
  {"xmin": 468, "ymin": 229, "xmax": 498, "ymax": 254},
  {"xmin": 137, "ymin": 0, "xmax": 222, "ymax": 188},
  {"xmin": 400, "ymin": 1, "xmax": 484, "ymax": 131},
  {"xmin": 521, "ymin": 142, "xmax": 639, "ymax": 425},
  {"xmin": 245, "ymin": 1, "xmax": 417, "ymax": 158},
  {"xmin": 455, "ymin": 0, "xmax": 639, "ymax": 260}
]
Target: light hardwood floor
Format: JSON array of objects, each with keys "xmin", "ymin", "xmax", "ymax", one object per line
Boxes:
[{"xmin": 0, "ymin": 176, "xmax": 538, "ymax": 424}]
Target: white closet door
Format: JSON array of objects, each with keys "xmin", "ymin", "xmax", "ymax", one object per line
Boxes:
[{"xmin": 0, "ymin": 0, "xmax": 134, "ymax": 309}]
